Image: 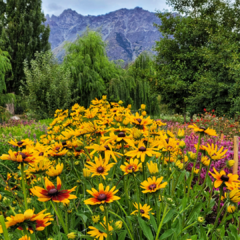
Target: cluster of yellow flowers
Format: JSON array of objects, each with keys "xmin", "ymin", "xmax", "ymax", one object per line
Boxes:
[{"xmin": 0, "ymin": 95, "xmax": 239, "ymax": 239}]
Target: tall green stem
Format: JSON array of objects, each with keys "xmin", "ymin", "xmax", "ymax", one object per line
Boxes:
[
  {"xmin": 187, "ymin": 134, "xmax": 201, "ymax": 198},
  {"xmin": 104, "ymin": 206, "xmax": 110, "ymax": 240},
  {"xmin": 108, "ymin": 210, "xmax": 134, "ymax": 240},
  {"xmin": 0, "ymin": 215, "xmax": 10, "ymax": 240},
  {"xmin": 155, "ymin": 204, "xmax": 169, "ymax": 240},
  {"xmin": 21, "ymin": 162, "xmax": 28, "ymax": 209},
  {"xmin": 50, "ymin": 201, "xmax": 68, "ymax": 234}
]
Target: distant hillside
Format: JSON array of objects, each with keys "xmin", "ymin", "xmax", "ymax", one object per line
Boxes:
[{"xmin": 45, "ymin": 7, "xmax": 164, "ymax": 63}]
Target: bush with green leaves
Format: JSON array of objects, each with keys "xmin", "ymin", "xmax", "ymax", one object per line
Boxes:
[{"xmin": 20, "ymin": 51, "xmax": 73, "ymax": 119}]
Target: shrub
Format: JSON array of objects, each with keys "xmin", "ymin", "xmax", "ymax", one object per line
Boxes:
[{"xmin": 20, "ymin": 51, "xmax": 73, "ymax": 119}]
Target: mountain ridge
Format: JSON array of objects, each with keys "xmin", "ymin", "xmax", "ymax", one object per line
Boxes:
[{"xmin": 45, "ymin": 7, "xmax": 163, "ymax": 63}]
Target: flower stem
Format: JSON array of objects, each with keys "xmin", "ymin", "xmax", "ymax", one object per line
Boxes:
[
  {"xmin": 0, "ymin": 215, "xmax": 10, "ymax": 240},
  {"xmin": 21, "ymin": 162, "xmax": 28, "ymax": 209},
  {"xmin": 155, "ymin": 204, "xmax": 169, "ymax": 240},
  {"xmin": 187, "ymin": 134, "xmax": 201, "ymax": 198},
  {"xmin": 209, "ymin": 201, "xmax": 228, "ymax": 239},
  {"xmin": 108, "ymin": 210, "xmax": 134, "ymax": 240},
  {"xmin": 50, "ymin": 201, "xmax": 68, "ymax": 234},
  {"xmin": 104, "ymin": 206, "xmax": 110, "ymax": 240}
]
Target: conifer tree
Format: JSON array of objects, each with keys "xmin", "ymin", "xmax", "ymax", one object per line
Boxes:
[{"xmin": 0, "ymin": 0, "xmax": 50, "ymax": 94}]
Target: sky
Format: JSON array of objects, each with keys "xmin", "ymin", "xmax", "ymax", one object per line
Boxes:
[{"xmin": 41, "ymin": 0, "xmax": 172, "ymax": 17}]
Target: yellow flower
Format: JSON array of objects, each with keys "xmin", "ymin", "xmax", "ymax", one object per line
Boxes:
[
  {"xmin": 131, "ymin": 203, "xmax": 154, "ymax": 219},
  {"xmin": 189, "ymin": 152, "xmax": 196, "ymax": 161},
  {"xmin": 147, "ymin": 161, "xmax": 158, "ymax": 174},
  {"xmin": 229, "ymin": 189, "xmax": 240, "ymax": 203},
  {"xmin": 202, "ymin": 144, "xmax": 227, "ymax": 161},
  {"xmin": 193, "ymin": 168, "xmax": 199, "ymax": 174},
  {"xmin": 46, "ymin": 163, "xmax": 64, "ymax": 177},
  {"xmin": 142, "ymin": 111, "xmax": 147, "ymax": 116},
  {"xmin": 127, "ymin": 104, "xmax": 132, "ymax": 109},
  {"xmin": 120, "ymin": 158, "xmax": 142, "ymax": 175},
  {"xmin": 123, "ymin": 118, "xmax": 130, "ymax": 125},
  {"xmin": 201, "ymin": 156, "xmax": 210, "ymax": 167},
  {"xmin": 115, "ymin": 221, "xmax": 123, "ymax": 229},
  {"xmin": 141, "ymin": 104, "xmax": 146, "ymax": 110},
  {"xmin": 188, "ymin": 124, "xmax": 217, "ymax": 137},
  {"xmin": 18, "ymin": 236, "xmax": 31, "ymax": 240},
  {"xmin": 175, "ymin": 160, "xmax": 183, "ymax": 169},
  {"xmin": 118, "ymin": 100, "xmax": 123, "ymax": 105},
  {"xmin": 177, "ymin": 129, "xmax": 185, "ymax": 139},
  {"xmin": 67, "ymin": 232, "xmax": 77, "ymax": 239},
  {"xmin": 92, "ymin": 215, "xmax": 100, "ymax": 223},
  {"xmin": 0, "ymin": 194, "xmax": 2, "ymax": 201},
  {"xmin": 227, "ymin": 205, "xmax": 236, "ymax": 213},
  {"xmin": 179, "ymin": 140, "xmax": 185, "ymax": 149},
  {"xmin": 227, "ymin": 160, "xmax": 235, "ymax": 168},
  {"xmin": 131, "ymin": 128, "xmax": 142, "ymax": 140},
  {"xmin": 198, "ymin": 217, "xmax": 204, "ymax": 223},
  {"xmin": 83, "ymin": 168, "xmax": 91, "ymax": 178},
  {"xmin": 141, "ymin": 176, "xmax": 167, "ymax": 193},
  {"xmin": 99, "ymin": 205, "xmax": 104, "ymax": 212}
]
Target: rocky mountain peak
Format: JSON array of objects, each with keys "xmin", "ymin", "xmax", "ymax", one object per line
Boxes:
[{"xmin": 45, "ymin": 7, "xmax": 163, "ymax": 63}]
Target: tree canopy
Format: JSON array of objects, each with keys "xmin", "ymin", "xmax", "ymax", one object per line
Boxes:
[{"xmin": 155, "ymin": 0, "xmax": 240, "ymax": 117}]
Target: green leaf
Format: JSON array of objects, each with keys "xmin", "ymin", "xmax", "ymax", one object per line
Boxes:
[
  {"xmin": 76, "ymin": 213, "xmax": 88, "ymax": 223},
  {"xmin": 187, "ymin": 203, "xmax": 202, "ymax": 224},
  {"xmin": 190, "ymin": 235, "xmax": 198, "ymax": 240},
  {"xmin": 229, "ymin": 224, "xmax": 238, "ymax": 238},
  {"xmin": 163, "ymin": 209, "xmax": 177, "ymax": 224},
  {"xmin": 149, "ymin": 212, "xmax": 158, "ymax": 232},
  {"xmin": 159, "ymin": 229, "xmax": 175, "ymax": 240},
  {"xmin": 93, "ymin": 224, "xmax": 107, "ymax": 233},
  {"xmin": 118, "ymin": 230, "xmax": 127, "ymax": 240},
  {"xmin": 199, "ymin": 225, "xmax": 207, "ymax": 240},
  {"xmin": 138, "ymin": 217, "xmax": 154, "ymax": 240}
]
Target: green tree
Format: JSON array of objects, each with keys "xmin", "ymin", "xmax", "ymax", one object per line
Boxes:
[
  {"xmin": 155, "ymin": 0, "xmax": 240, "ymax": 118},
  {"xmin": 0, "ymin": 0, "xmax": 50, "ymax": 94},
  {"xmin": 20, "ymin": 51, "xmax": 73, "ymax": 119}
]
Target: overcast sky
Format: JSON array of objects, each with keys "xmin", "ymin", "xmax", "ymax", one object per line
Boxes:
[{"xmin": 41, "ymin": 0, "xmax": 172, "ymax": 16}]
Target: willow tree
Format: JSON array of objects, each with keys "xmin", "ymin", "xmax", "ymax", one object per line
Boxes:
[{"xmin": 0, "ymin": 48, "xmax": 13, "ymax": 106}]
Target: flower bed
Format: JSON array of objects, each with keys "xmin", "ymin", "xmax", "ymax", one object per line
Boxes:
[{"xmin": 0, "ymin": 97, "xmax": 239, "ymax": 239}]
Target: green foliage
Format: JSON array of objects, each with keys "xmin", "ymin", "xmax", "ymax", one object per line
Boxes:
[
  {"xmin": 20, "ymin": 51, "xmax": 73, "ymax": 119},
  {"xmin": 63, "ymin": 31, "xmax": 159, "ymax": 114},
  {"xmin": 0, "ymin": 0, "xmax": 50, "ymax": 94},
  {"xmin": 155, "ymin": 0, "xmax": 240, "ymax": 117},
  {"xmin": 0, "ymin": 48, "xmax": 11, "ymax": 94}
]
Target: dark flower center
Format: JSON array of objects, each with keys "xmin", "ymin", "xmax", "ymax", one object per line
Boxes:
[
  {"xmin": 149, "ymin": 184, "xmax": 156, "ymax": 190},
  {"xmin": 17, "ymin": 141, "xmax": 24, "ymax": 146},
  {"xmin": 118, "ymin": 132, "xmax": 126, "ymax": 138},
  {"xmin": 136, "ymin": 118, "xmax": 142, "ymax": 124},
  {"xmin": 97, "ymin": 167, "xmax": 104, "ymax": 173},
  {"xmin": 139, "ymin": 146, "xmax": 146, "ymax": 152},
  {"xmin": 48, "ymin": 188, "xmax": 58, "ymax": 196},
  {"xmin": 220, "ymin": 175, "xmax": 229, "ymax": 182},
  {"xmin": 75, "ymin": 147, "xmax": 82, "ymax": 152},
  {"xmin": 165, "ymin": 138, "xmax": 169, "ymax": 144},
  {"xmin": 140, "ymin": 209, "xmax": 145, "ymax": 214},
  {"xmin": 39, "ymin": 152, "xmax": 44, "ymax": 156},
  {"xmin": 97, "ymin": 193, "xmax": 107, "ymax": 201},
  {"xmin": 62, "ymin": 141, "xmax": 67, "ymax": 146},
  {"xmin": 199, "ymin": 126, "xmax": 206, "ymax": 130},
  {"xmin": 55, "ymin": 147, "xmax": 60, "ymax": 151},
  {"xmin": 104, "ymin": 145, "xmax": 110, "ymax": 150},
  {"xmin": 19, "ymin": 152, "xmax": 27, "ymax": 159},
  {"xmin": 128, "ymin": 166, "xmax": 134, "ymax": 170}
]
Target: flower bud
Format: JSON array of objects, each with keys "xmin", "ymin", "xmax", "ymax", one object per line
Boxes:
[
  {"xmin": 227, "ymin": 160, "xmax": 235, "ymax": 168},
  {"xmin": 179, "ymin": 140, "xmax": 186, "ymax": 149},
  {"xmin": 99, "ymin": 205, "xmax": 104, "ymax": 212},
  {"xmin": 227, "ymin": 205, "xmax": 236, "ymax": 213},
  {"xmin": 83, "ymin": 168, "xmax": 91, "ymax": 178},
  {"xmin": 67, "ymin": 232, "xmax": 77, "ymax": 239},
  {"xmin": 198, "ymin": 216, "xmax": 204, "ymax": 223},
  {"xmin": 115, "ymin": 220, "xmax": 123, "ymax": 229}
]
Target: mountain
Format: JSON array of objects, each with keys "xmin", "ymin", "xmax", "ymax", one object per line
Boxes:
[{"xmin": 45, "ymin": 7, "xmax": 163, "ymax": 63}]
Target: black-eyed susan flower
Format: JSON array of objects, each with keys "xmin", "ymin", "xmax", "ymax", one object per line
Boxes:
[
  {"xmin": 67, "ymin": 232, "xmax": 77, "ymax": 239},
  {"xmin": 0, "ymin": 209, "xmax": 53, "ymax": 233},
  {"xmin": 48, "ymin": 142, "xmax": 68, "ymax": 157},
  {"xmin": 141, "ymin": 176, "xmax": 167, "ymax": 194},
  {"xmin": 18, "ymin": 236, "xmax": 30, "ymax": 240},
  {"xmin": 86, "ymin": 143, "xmax": 122, "ymax": 163},
  {"xmin": 131, "ymin": 112, "xmax": 152, "ymax": 129},
  {"xmin": 120, "ymin": 158, "xmax": 142, "ymax": 175},
  {"xmin": 131, "ymin": 203, "xmax": 154, "ymax": 219},
  {"xmin": 46, "ymin": 163, "xmax": 64, "ymax": 177},
  {"xmin": 30, "ymin": 177, "xmax": 77, "ymax": 204},
  {"xmin": 209, "ymin": 167, "xmax": 239, "ymax": 188},
  {"xmin": 229, "ymin": 189, "xmax": 240, "ymax": 203},
  {"xmin": 147, "ymin": 161, "xmax": 158, "ymax": 174},
  {"xmin": 26, "ymin": 159, "xmax": 51, "ymax": 175},
  {"xmin": 188, "ymin": 124, "xmax": 217, "ymax": 136},
  {"xmin": 201, "ymin": 156, "xmax": 210, "ymax": 167},
  {"xmin": 85, "ymin": 156, "xmax": 115, "ymax": 179},
  {"xmin": 92, "ymin": 215, "xmax": 100, "ymax": 223},
  {"xmin": 9, "ymin": 139, "xmax": 34, "ymax": 148},
  {"xmin": 227, "ymin": 205, "xmax": 236, "ymax": 213},
  {"xmin": 125, "ymin": 140, "xmax": 159, "ymax": 163},
  {"xmin": 202, "ymin": 144, "xmax": 227, "ymax": 160},
  {"xmin": 84, "ymin": 183, "xmax": 120, "ymax": 205}
]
